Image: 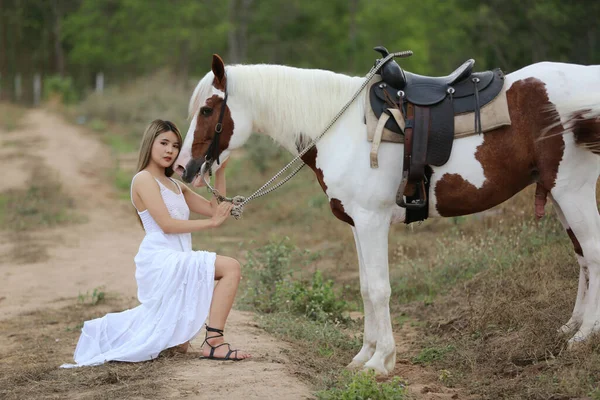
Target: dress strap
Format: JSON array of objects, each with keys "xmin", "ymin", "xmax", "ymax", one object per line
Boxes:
[{"xmin": 169, "ymin": 177, "xmax": 183, "ymax": 195}]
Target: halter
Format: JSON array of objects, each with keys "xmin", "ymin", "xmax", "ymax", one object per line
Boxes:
[{"xmin": 204, "ymin": 84, "xmax": 229, "ymax": 166}]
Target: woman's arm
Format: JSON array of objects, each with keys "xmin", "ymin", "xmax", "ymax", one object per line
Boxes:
[
  {"xmin": 133, "ymin": 172, "xmax": 231, "ymax": 233},
  {"xmin": 181, "ymin": 184, "xmax": 213, "ymax": 217}
]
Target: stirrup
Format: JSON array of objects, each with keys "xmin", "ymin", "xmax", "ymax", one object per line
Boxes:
[{"xmin": 200, "ymin": 325, "xmax": 243, "ymax": 361}]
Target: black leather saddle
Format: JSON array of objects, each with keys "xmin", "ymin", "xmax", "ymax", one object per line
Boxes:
[{"xmin": 368, "ymin": 46, "xmax": 505, "ymax": 223}]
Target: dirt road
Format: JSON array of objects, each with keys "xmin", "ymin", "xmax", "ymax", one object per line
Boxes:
[{"xmin": 0, "ymin": 109, "xmax": 313, "ymax": 399}]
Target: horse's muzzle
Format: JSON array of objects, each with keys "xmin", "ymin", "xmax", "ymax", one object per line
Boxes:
[{"xmin": 182, "ymin": 158, "xmax": 204, "ymax": 183}]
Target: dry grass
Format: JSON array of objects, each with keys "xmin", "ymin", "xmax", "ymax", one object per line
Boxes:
[
  {"xmin": 389, "ymin": 188, "xmax": 600, "ymax": 399},
  {"xmin": 0, "ymin": 166, "xmax": 82, "ymax": 232},
  {"xmin": 0, "ymin": 102, "xmax": 26, "ymax": 131},
  {"xmin": 0, "ymin": 296, "xmax": 185, "ymax": 400}
]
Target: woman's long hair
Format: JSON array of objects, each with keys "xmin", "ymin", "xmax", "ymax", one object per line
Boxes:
[{"xmin": 136, "ymin": 119, "xmax": 183, "ymax": 177}]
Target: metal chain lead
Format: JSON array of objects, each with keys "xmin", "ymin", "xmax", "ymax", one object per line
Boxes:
[{"xmin": 202, "ymin": 50, "xmax": 413, "ymax": 219}]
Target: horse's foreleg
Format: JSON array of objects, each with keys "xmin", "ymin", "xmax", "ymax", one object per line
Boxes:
[
  {"xmin": 352, "ymin": 210, "xmax": 395, "ymax": 375},
  {"xmin": 550, "ymin": 196, "xmax": 588, "ymax": 335},
  {"xmin": 347, "ymin": 226, "xmax": 378, "ymax": 369}
]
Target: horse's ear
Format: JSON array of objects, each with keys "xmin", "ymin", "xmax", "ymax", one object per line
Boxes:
[{"xmin": 212, "ymin": 54, "xmax": 226, "ymax": 89}]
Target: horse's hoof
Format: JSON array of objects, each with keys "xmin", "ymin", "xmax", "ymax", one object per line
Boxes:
[
  {"xmin": 363, "ymin": 360, "xmax": 390, "ymax": 376},
  {"xmin": 558, "ymin": 324, "xmax": 576, "ymax": 335},
  {"xmin": 567, "ymin": 331, "xmax": 587, "ymax": 349},
  {"xmin": 347, "ymin": 358, "xmax": 368, "ymax": 370},
  {"xmin": 558, "ymin": 319, "xmax": 582, "ymax": 336}
]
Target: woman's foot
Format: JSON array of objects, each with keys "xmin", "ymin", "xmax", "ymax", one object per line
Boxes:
[{"xmin": 201, "ymin": 326, "xmax": 251, "ymax": 361}]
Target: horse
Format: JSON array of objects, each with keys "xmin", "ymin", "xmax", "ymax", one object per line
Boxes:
[{"xmin": 175, "ymin": 54, "xmax": 600, "ymax": 375}]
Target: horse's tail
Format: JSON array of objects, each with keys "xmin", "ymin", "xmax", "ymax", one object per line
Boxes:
[{"xmin": 546, "ymin": 96, "xmax": 600, "ymax": 154}]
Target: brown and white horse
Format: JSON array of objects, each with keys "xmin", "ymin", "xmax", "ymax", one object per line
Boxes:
[{"xmin": 176, "ymin": 55, "xmax": 600, "ymax": 375}]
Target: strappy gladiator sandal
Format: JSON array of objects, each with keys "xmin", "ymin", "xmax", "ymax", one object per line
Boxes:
[{"xmin": 200, "ymin": 325, "xmax": 244, "ymax": 361}]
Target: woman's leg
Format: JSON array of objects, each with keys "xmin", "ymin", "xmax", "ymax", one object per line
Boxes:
[{"xmin": 202, "ymin": 255, "xmax": 250, "ymax": 359}]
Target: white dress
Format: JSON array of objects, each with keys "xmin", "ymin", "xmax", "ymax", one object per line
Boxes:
[{"xmin": 61, "ymin": 172, "xmax": 216, "ymax": 368}]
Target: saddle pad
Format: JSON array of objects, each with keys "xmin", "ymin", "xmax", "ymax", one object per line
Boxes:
[{"xmin": 365, "ymin": 76, "xmax": 512, "ymax": 144}]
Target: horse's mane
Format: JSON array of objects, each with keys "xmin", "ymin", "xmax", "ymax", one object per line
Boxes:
[{"xmin": 189, "ymin": 64, "xmax": 365, "ymax": 153}]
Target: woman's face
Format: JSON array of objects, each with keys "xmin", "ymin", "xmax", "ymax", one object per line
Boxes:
[{"xmin": 151, "ymin": 131, "xmax": 180, "ymax": 169}]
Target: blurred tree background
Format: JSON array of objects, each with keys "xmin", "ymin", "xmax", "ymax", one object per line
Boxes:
[{"xmin": 0, "ymin": 0, "xmax": 598, "ymax": 103}]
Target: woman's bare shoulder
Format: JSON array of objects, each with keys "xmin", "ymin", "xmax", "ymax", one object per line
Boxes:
[{"xmin": 132, "ymin": 171, "xmax": 158, "ymax": 191}]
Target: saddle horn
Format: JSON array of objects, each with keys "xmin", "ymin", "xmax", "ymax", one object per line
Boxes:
[{"xmin": 374, "ymin": 46, "xmax": 408, "ymax": 89}]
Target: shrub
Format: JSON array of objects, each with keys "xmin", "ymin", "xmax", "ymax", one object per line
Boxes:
[{"xmin": 44, "ymin": 75, "xmax": 78, "ymax": 104}]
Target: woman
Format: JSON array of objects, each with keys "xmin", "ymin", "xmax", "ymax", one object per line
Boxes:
[{"xmin": 62, "ymin": 119, "xmax": 249, "ymax": 367}]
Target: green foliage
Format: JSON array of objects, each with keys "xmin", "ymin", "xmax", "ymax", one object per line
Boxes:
[
  {"xmin": 317, "ymin": 371, "xmax": 408, "ymax": 400},
  {"xmin": 4, "ymin": 0, "xmax": 599, "ymax": 107},
  {"xmin": 43, "ymin": 75, "xmax": 78, "ymax": 104},
  {"xmin": 411, "ymin": 345, "xmax": 455, "ymax": 365},
  {"xmin": 78, "ymin": 287, "xmax": 106, "ymax": 306},
  {"xmin": 241, "ymin": 240, "xmax": 348, "ymax": 324},
  {"xmin": 279, "ymin": 270, "xmax": 348, "ymax": 323}
]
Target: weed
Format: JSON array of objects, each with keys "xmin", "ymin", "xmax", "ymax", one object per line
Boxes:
[
  {"xmin": 317, "ymin": 370, "xmax": 408, "ymax": 400},
  {"xmin": 241, "ymin": 240, "xmax": 348, "ymax": 324},
  {"xmin": 78, "ymin": 287, "xmax": 106, "ymax": 305},
  {"xmin": 411, "ymin": 345, "xmax": 455, "ymax": 365},
  {"xmin": 279, "ymin": 270, "xmax": 349, "ymax": 323}
]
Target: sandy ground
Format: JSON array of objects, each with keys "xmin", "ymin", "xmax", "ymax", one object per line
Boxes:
[{"xmin": 0, "ymin": 110, "xmax": 314, "ymax": 399}]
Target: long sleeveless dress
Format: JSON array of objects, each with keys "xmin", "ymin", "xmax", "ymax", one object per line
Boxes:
[{"xmin": 61, "ymin": 172, "xmax": 216, "ymax": 368}]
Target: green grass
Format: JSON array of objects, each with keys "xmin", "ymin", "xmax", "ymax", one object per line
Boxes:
[
  {"xmin": 317, "ymin": 371, "xmax": 408, "ymax": 400},
  {"xmin": 411, "ymin": 344, "xmax": 455, "ymax": 365}
]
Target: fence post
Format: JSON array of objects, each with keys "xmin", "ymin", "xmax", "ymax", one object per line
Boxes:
[
  {"xmin": 15, "ymin": 74, "xmax": 22, "ymax": 102},
  {"xmin": 96, "ymin": 72, "xmax": 104, "ymax": 95},
  {"xmin": 33, "ymin": 73, "xmax": 42, "ymax": 106}
]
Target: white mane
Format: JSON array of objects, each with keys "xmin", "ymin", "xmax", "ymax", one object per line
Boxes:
[{"xmin": 189, "ymin": 64, "xmax": 366, "ymax": 153}]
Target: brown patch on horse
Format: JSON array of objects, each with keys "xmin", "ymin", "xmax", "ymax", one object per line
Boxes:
[
  {"xmin": 572, "ymin": 113, "xmax": 600, "ymax": 155},
  {"xmin": 300, "ymin": 146, "xmax": 355, "ymax": 226},
  {"xmin": 567, "ymin": 228, "xmax": 584, "ymax": 256},
  {"xmin": 330, "ymin": 198, "xmax": 355, "ymax": 226},
  {"xmin": 191, "ymin": 94, "xmax": 233, "ymax": 160},
  {"xmin": 435, "ymin": 78, "xmax": 565, "ymax": 217}
]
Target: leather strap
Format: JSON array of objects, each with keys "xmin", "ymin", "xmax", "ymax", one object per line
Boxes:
[
  {"xmin": 409, "ymin": 106, "xmax": 430, "ymax": 181},
  {"xmin": 370, "ymin": 113, "xmax": 390, "ymax": 168}
]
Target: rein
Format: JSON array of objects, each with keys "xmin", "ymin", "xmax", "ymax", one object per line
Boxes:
[{"xmin": 201, "ymin": 50, "xmax": 413, "ymax": 219}]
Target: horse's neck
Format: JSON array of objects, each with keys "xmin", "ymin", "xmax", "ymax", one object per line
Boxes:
[{"xmin": 230, "ymin": 65, "xmax": 366, "ymax": 154}]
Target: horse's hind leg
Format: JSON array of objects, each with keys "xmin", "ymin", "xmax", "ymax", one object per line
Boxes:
[
  {"xmin": 347, "ymin": 226, "xmax": 378, "ymax": 369},
  {"xmin": 550, "ymin": 140, "xmax": 600, "ymax": 344},
  {"xmin": 550, "ymin": 195, "xmax": 588, "ymax": 334}
]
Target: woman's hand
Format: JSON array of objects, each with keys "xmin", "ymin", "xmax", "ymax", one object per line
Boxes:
[
  {"xmin": 215, "ymin": 158, "xmax": 229, "ymax": 176},
  {"xmin": 210, "ymin": 201, "xmax": 234, "ymax": 227}
]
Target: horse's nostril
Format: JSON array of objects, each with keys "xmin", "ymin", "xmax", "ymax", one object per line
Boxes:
[{"xmin": 175, "ymin": 165, "xmax": 186, "ymax": 177}]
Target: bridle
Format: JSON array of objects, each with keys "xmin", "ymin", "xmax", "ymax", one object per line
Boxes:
[{"xmin": 203, "ymin": 81, "xmax": 229, "ymax": 168}]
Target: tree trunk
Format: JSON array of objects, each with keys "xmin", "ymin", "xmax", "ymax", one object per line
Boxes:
[
  {"xmin": 52, "ymin": 0, "xmax": 65, "ymax": 76},
  {"xmin": 228, "ymin": 0, "xmax": 253, "ymax": 63},
  {"xmin": 227, "ymin": 0, "xmax": 240, "ymax": 63},
  {"xmin": 348, "ymin": 0, "xmax": 359, "ymax": 71},
  {"xmin": 0, "ymin": 0, "xmax": 7, "ymax": 100}
]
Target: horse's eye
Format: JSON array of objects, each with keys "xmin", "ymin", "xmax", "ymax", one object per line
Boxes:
[{"xmin": 200, "ymin": 107, "xmax": 213, "ymax": 117}]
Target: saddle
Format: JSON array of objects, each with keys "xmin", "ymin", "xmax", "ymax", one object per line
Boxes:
[{"xmin": 368, "ymin": 46, "xmax": 505, "ymax": 222}]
